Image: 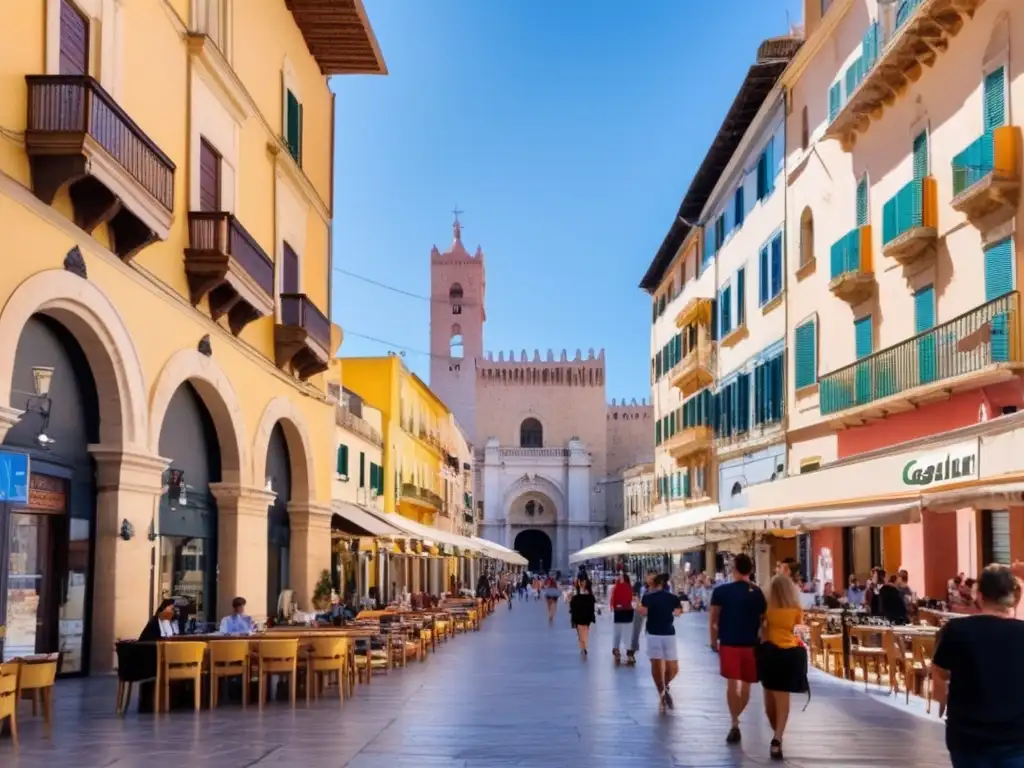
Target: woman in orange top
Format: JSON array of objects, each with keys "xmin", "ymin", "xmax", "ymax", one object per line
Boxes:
[{"xmin": 757, "ymin": 574, "xmax": 808, "ymax": 762}]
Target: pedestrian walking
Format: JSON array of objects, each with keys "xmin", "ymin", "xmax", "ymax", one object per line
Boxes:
[
  {"xmin": 609, "ymin": 572, "xmax": 635, "ymax": 665},
  {"xmin": 569, "ymin": 577, "xmax": 597, "ymax": 656},
  {"xmin": 709, "ymin": 553, "xmax": 767, "ymax": 746},
  {"xmin": 757, "ymin": 574, "xmax": 808, "ymax": 761},
  {"xmin": 627, "ymin": 571, "xmax": 657, "ymax": 666},
  {"xmin": 932, "ymin": 563, "xmax": 1024, "ymax": 768},
  {"xmin": 543, "ymin": 572, "xmax": 561, "ymax": 623},
  {"xmin": 638, "ymin": 573, "xmax": 682, "ymax": 712}
]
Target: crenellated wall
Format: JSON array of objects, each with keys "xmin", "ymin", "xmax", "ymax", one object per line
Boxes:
[
  {"xmin": 477, "ymin": 348, "xmax": 606, "ymax": 387},
  {"xmin": 606, "ymin": 398, "xmax": 654, "ymax": 478}
]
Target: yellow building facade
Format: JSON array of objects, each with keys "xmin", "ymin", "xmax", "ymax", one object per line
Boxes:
[{"xmin": 0, "ymin": 0, "xmax": 385, "ymax": 673}]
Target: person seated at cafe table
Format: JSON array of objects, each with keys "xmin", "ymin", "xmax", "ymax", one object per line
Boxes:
[
  {"xmin": 219, "ymin": 596, "xmax": 256, "ymax": 635},
  {"xmin": 821, "ymin": 582, "xmax": 842, "ymax": 610},
  {"xmin": 140, "ymin": 598, "xmax": 180, "ymax": 640},
  {"xmin": 846, "ymin": 576, "xmax": 866, "ymax": 608},
  {"xmin": 877, "ymin": 574, "xmax": 909, "ymax": 624}
]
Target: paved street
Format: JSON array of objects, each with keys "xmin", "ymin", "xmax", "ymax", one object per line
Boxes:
[{"xmin": 1, "ymin": 600, "xmax": 951, "ymax": 767}]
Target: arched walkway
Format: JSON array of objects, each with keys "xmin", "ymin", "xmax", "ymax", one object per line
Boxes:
[
  {"xmin": 149, "ymin": 348, "xmax": 247, "ymax": 485},
  {"xmin": 0, "ymin": 269, "xmax": 147, "ymax": 447},
  {"xmin": 252, "ymin": 396, "xmax": 316, "ymax": 503},
  {"xmin": 514, "ymin": 529, "xmax": 553, "ymax": 573}
]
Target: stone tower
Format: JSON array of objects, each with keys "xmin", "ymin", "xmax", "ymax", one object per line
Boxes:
[{"xmin": 429, "ymin": 215, "xmax": 486, "ymax": 443}]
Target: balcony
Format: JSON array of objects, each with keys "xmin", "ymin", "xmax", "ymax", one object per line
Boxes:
[
  {"xmin": 824, "ymin": 0, "xmax": 983, "ymax": 151},
  {"xmin": 882, "ymin": 177, "xmax": 938, "ymax": 265},
  {"xmin": 829, "ymin": 225, "xmax": 875, "ymax": 304},
  {"xmin": 24, "ymin": 76, "xmax": 175, "ymax": 261},
  {"xmin": 185, "ymin": 213, "xmax": 274, "ymax": 334},
  {"xmin": 669, "ymin": 342, "xmax": 716, "ymax": 399},
  {"xmin": 663, "ymin": 425, "xmax": 714, "ymax": 465},
  {"xmin": 674, "ymin": 296, "xmax": 713, "ymax": 329},
  {"xmin": 400, "ymin": 482, "xmax": 442, "ymax": 511},
  {"xmin": 336, "ymin": 404, "xmax": 383, "ymax": 448},
  {"xmin": 819, "ymin": 292, "xmax": 1021, "ymax": 426},
  {"xmin": 275, "ymin": 293, "xmax": 331, "ymax": 380},
  {"xmin": 951, "ymin": 126, "xmax": 1022, "ymax": 224}
]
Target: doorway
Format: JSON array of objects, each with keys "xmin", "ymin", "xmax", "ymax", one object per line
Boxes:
[{"xmin": 513, "ymin": 529, "xmax": 552, "ymax": 573}]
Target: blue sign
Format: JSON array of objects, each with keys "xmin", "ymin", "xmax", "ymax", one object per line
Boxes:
[{"xmin": 0, "ymin": 451, "xmax": 30, "ymax": 504}]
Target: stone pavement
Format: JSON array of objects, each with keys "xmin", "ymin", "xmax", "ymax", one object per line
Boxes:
[{"xmin": 0, "ymin": 599, "xmax": 952, "ymax": 767}]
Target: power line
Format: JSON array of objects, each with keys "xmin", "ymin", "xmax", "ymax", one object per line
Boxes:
[
  {"xmin": 343, "ymin": 330, "xmax": 436, "ymax": 358},
  {"xmin": 333, "ymin": 266, "xmax": 479, "ymax": 307}
]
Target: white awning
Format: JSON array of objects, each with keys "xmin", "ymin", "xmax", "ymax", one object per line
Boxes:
[
  {"xmin": 607, "ymin": 503, "xmax": 720, "ymax": 542},
  {"xmin": 570, "ymin": 534, "xmax": 719, "ymax": 564},
  {"xmin": 713, "ymin": 500, "xmax": 922, "ymax": 532},
  {"xmin": 331, "ymin": 501, "xmax": 405, "ymax": 537},
  {"xmin": 924, "ymin": 481, "xmax": 1024, "ymax": 512},
  {"xmin": 470, "ymin": 536, "xmax": 528, "ymax": 566},
  {"xmin": 359, "ymin": 509, "xmax": 479, "ymax": 553}
]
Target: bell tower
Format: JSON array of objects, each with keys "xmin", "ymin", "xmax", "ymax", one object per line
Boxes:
[{"xmin": 429, "ymin": 211, "xmax": 485, "ymax": 443}]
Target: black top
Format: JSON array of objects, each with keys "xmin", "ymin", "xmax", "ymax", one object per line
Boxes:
[
  {"xmin": 642, "ymin": 590, "xmax": 682, "ymax": 636},
  {"xmin": 569, "ymin": 592, "xmax": 597, "ymax": 626},
  {"xmin": 933, "ymin": 615, "xmax": 1024, "ymax": 754},
  {"xmin": 878, "ymin": 584, "xmax": 909, "ymax": 624},
  {"xmin": 711, "ymin": 580, "xmax": 767, "ymax": 647}
]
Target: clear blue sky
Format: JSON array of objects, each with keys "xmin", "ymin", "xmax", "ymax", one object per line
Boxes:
[{"xmin": 331, "ymin": 0, "xmax": 802, "ymax": 402}]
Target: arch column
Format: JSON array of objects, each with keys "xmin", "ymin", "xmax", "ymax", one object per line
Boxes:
[
  {"xmin": 0, "ymin": 406, "xmax": 23, "ymax": 442},
  {"xmin": 210, "ymin": 483, "xmax": 276, "ymax": 621},
  {"xmin": 88, "ymin": 444, "xmax": 169, "ymax": 673},
  {"xmin": 288, "ymin": 500, "xmax": 333, "ymax": 610}
]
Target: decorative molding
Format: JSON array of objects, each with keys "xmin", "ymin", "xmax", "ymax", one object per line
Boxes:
[
  {"xmin": 268, "ymin": 141, "xmax": 330, "ymax": 224},
  {"xmin": 198, "ymin": 334, "xmax": 213, "ymax": 356},
  {"xmin": 63, "ymin": 246, "xmax": 87, "ymax": 279},
  {"xmin": 187, "ymin": 33, "xmax": 252, "ymax": 125}
]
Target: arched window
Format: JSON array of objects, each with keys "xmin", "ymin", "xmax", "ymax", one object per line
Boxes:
[
  {"xmin": 449, "ymin": 283, "xmax": 463, "ymax": 301},
  {"xmin": 450, "ymin": 334, "xmax": 463, "ymax": 359},
  {"xmin": 520, "ymin": 417, "xmax": 543, "ymax": 448},
  {"xmin": 731, "ymin": 482, "xmax": 743, "ymax": 497},
  {"xmin": 800, "ymin": 207, "xmax": 814, "ymax": 269}
]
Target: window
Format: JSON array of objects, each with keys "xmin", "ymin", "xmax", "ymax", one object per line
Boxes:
[
  {"xmin": 284, "ymin": 86, "xmax": 303, "ymax": 165},
  {"xmin": 336, "ymin": 444, "xmax": 349, "ymax": 477},
  {"xmin": 828, "ymin": 81, "xmax": 842, "ymax": 123},
  {"xmin": 801, "ymin": 106, "xmax": 809, "ymax": 150},
  {"xmin": 450, "ymin": 333, "xmax": 464, "ymax": 359},
  {"xmin": 984, "ymin": 66, "xmax": 1007, "ymax": 132},
  {"xmin": 199, "ymin": 137, "xmax": 221, "ymax": 212},
  {"xmin": 982, "ymin": 510, "xmax": 1011, "ymax": 564},
  {"xmin": 799, "ymin": 208, "xmax": 814, "ymax": 268},
  {"xmin": 855, "ymin": 315, "xmax": 873, "ymax": 360},
  {"xmin": 800, "ymin": 458, "xmax": 821, "ymax": 474},
  {"xmin": 520, "ymin": 418, "xmax": 543, "ymax": 448},
  {"xmin": 736, "ymin": 268, "xmax": 746, "ymax": 326},
  {"xmin": 282, "ymin": 241, "xmax": 299, "ymax": 294},
  {"xmin": 359, "ymin": 452, "xmax": 366, "ymax": 488},
  {"xmin": 794, "ymin": 319, "xmax": 817, "ymax": 390},
  {"xmin": 449, "ymin": 283, "xmax": 464, "ymax": 301},
  {"xmin": 856, "ymin": 175, "xmax": 869, "ymax": 226},
  {"xmin": 734, "ymin": 187, "xmax": 745, "ymax": 228},
  {"xmin": 655, "ymin": 420, "xmax": 662, "ymax": 446},
  {"xmin": 756, "ymin": 141, "xmax": 774, "ymax": 201},
  {"xmin": 754, "ymin": 354, "xmax": 784, "ymax": 424},
  {"xmin": 720, "ymin": 284, "xmax": 732, "ymax": 337},
  {"xmin": 715, "ymin": 215, "xmax": 726, "ymax": 250},
  {"xmin": 59, "ymin": 0, "xmax": 89, "ymax": 76},
  {"xmin": 759, "ymin": 232, "xmax": 783, "ymax": 305}
]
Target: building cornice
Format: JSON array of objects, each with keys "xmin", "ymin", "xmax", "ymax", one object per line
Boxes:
[{"xmin": 780, "ymin": 0, "xmax": 856, "ymax": 89}]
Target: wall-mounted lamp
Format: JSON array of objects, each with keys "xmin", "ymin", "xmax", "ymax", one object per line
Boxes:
[
  {"xmin": 166, "ymin": 468, "xmax": 187, "ymax": 505},
  {"xmin": 120, "ymin": 519, "xmax": 135, "ymax": 541},
  {"xmin": 13, "ymin": 365, "xmax": 56, "ymax": 449}
]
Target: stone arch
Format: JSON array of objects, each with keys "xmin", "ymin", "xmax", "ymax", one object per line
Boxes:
[
  {"xmin": 519, "ymin": 416, "xmax": 543, "ymax": 448},
  {"xmin": 449, "ymin": 283, "xmax": 463, "ymax": 301},
  {"xmin": 0, "ymin": 269, "xmax": 147, "ymax": 447},
  {"xmin": 502, "ymin": 472, "xmax": 565, "ymax": 521},
  {"xmin": 252, "ymin": 395, "xmax": 316, "ymax": 503},
  {"xmin": 149, "ymin": 348, "xmax": 248, "ymax": 485}
]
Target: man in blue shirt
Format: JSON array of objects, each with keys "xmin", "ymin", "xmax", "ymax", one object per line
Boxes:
[
  {"xmin": 847, "ymin": 575, "xmax": 866, "ymax": 607},
  {"xmin": 710, "ymin": 554, "xmax": 766, "ymax": 745},
  {"xmin": 219, "ymin": 596, "xmax": 255, "ymax": 635},
  {"xmin": 638, "ymin": 573, "xmax": 683, "ymax": 712}
]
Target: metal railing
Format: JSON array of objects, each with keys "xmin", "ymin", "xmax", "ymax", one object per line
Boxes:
[
  {"xmin": 882, "ymin": 179, "xmax": 924, "ymax": 245},
  {"xmin": 953, "ymin": 130, "xmax": 995, "ymax": 196},
  {"xmin": 187, "ymin": 212, "xmax": 274, "ymax": 295},
  {"xmin": 497, "ymin": 447, "xmax": 570, "ymax": 458},
  {"xmin": 279, "ymin": 293, "xmax": 331, "ymax": 348},
  {"xmin": 820, "ymin": 292, "xmax": 1019, "ymax": 415},
  {"xmin": 25, "ymin": 75, "xmax": 175, "ymax": 210},
  {"xmin": 400, "ymin": 482, "xmax": 442, "ymax": 509},
  {"xmin": 830, "ymin": 227, "xmax": 866, "ymax": 280},
  {"xmin": 335, "ymin": 405, "xmax": 383, "ymax": 447}
]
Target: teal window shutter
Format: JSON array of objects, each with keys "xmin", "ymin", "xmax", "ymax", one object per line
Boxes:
[
  {"xmin": 753, "ymin": 364, "xmax": 765, "ymax": 424},
  {"xmin": 738, "ymin": 373, "xmax": 750, "ymax": 432},
  {"xmin": 285, "ymin": 89, "xmax": 302, "ymax": 163},
  {"xmin": 734, "ymin": 187, "xmax": 745, "ymax": 227},
  {"xmin": 855, "ymin": 315, "xmax": 873, "ymax": 359},
  {"xmin": 765, "ymin": 138, "xmax": 775, "ymax": 195},
  {"xmin": 984, "ymin": 237, "xmax": 1013, "ymax": 301},
  {"xmin": 915, "ymin": 285, "xmax": 937, "ymax": 386},
  {"xmin": 914, "ymin": 285, "xmax": 935, "ymax": 334},
  {"xmin": 828, "ymin": 82, "xmax": 842, "ymax": 122},
  {"xmin": 721, "ymin": 286, "xmax": 732, "ymax": 335},
  {"xmin": 683, "ymin": 472, "xmax": 691, "ymax": 499},
  {"xmin": 856, "ymin": 176, "xmax": 868, "ymax": 226},
  {"xmin": 369, "ymin": 463, "xmax": 378, "ymax": 492},
  {"xmin": 795, "ymin": 319, "xmax": 817, "ymax": 389},
  {"xmin": 771, "ymin": 355, "xmax": 784, "ymax": 421},
  {"xmin": 984, "ymin": 67, "xmax": 1006, "ymax": 131},
  {"xmin": 770, "ymin": 234, "xmax": 783, "ymax": 298},
  {"xmin": 736, "ymin": 268, "xmax": 746, "ymax": 325},
  {"xmin": 757, "ymin": 151, "xmax": 769, "ymax": 200},
  {"xmin": 655, "ymin": 421, "xmax": 661, "ymax": 445},
  {"xmin": 759, "ymin": 246, "xmax": 769, "ymax": 305},
  {"xmin": 337, "ymin": 444, "xmax": 349, "ymax": 476},
  {"xmin": 913, "ymin": 131, "xmax": 929, "ymax": 180}
]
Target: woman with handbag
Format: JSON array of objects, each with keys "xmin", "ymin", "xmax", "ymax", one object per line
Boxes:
[
  {"xmin": 609, "ymin": 572, "xmax": 635, "ymax": 665},
  {"xmin": 757, "ymin": 574, "xmax": 808, "ymax": 762},
  {"xmin": 569, "ymin": 577, "xmax": 597, "ymax": 657}
]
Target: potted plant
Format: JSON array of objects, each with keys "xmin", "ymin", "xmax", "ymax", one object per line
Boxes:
[{"xmin": 311, "ymin": 569, "xmax": 333, "ymax": 611}]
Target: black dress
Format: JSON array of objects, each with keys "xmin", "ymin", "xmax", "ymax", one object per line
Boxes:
[{"xmin": 569, "ymin": 592, "xmax": 597, "ymax": 628}]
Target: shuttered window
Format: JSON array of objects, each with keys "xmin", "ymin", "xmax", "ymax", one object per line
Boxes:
[
  {"xmin": 734, "ymin": 187, "xmax": 745, "ymax": 228},
  {"xmin": 285, "ymin": 88, "xmax": 303, "ymax": 164},
  {"xmin": 984, "ymin": 238, "xmax": 1013, "ymax": 301},
  {"xmin": 736, "ymin": 373, "xmax": 750, "ymax": 433},
  {"xmin": 770, "ymin": 233, "xmax": 783, "ymax": 298},
  {"xmin": 828, "ymin": 82, "xmax": 842, "ymax": 123},
  {"xmin": 912, "ymin": 131, "xmax": 929, "ymax": 180},
  {"xmin": 856, "ymin": 175, "xmax": 869, "ymax": 226},
  {"xmin": 720, "ymin": 285, "xmax": 732, "ymax": 336},
  {"xmin": 855, "ymin": 315, "xmax": 873, "ymax": 359},
  {"xmin": 655, "ymin": 421, "xmax": 662, "ymax": 445},
  {"xmin": 359, "ymin": 452, "xmax": 366, "ymax": 488},
  {"xmin": 914, "ymin": 285, "xmax": 935, "ymax": 334},
  {"xmin": 60, "ymin": 0, "xmax": 89, "ymax": 76},
  {"xmin": 982, "ymin": 510, "xmax": 1011, "ymax": 565},
  {"xmin": 736, "ymin": 268, "xmax": 746, "ymax": 326},
  {"xmin": 795, "ymin": 319, "xmax": 817, "ymax": 390},
  {"xmin": 862, "ymin": 22, "xmax": 879, "ymax": 72},
  {"xmin": 282, "ymin": 241, "xmax": 299, "ymax": 294},
  {"xmin": 759, "ymin": 245, "xmax": 770, "ymax": 305},
  {"xmin": 336, "ymin": 444, "xmax": 349, "ymax": 476},
  {"xmin": 984, "ymin": 67, "xmax": 1006, "ymax": 132},
  {"xmin": 199, "ymin": 138, "xmax": 221, "ymax": 212}
]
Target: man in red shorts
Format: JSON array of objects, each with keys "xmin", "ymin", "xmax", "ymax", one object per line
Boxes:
[{"xmin": 709, "ymin": 554, "xmax": 766, "ymax": 746}]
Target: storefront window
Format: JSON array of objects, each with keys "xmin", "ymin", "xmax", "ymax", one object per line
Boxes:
[
  {"xmin": 58, "ymin": 517, "xmax": 91, "ymax": 673},
  {"xmin": 5, "ymin": 512, "xmax": 47, "ymax": 659},
  {"xmin": 159, "ymin": 535, "xmax": 211, "ymax": 626}
]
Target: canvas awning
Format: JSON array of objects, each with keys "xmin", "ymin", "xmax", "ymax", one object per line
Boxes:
[
  {"xmin": 331, "ymin": 501, "xmax": 405, "ymax": 538},
  {"xmin": 712, "ymin": 500, "xmax": 923, "ymax": 533},
  {"xmin": 569, "ymin": 533, "xmax": 729, "ymax": 564},
  {"xmin": 607, "ymin": 503, "xmax": 720, "ymax": 542},
  {"xmin": 359, "ymin": 508, "xmax": 491, "ymax": 556},
  {"xmin": 470, "ymin": 536, "xmax": 528, "ymax": 566},
  {"xmin": 923, "ymin": 481, "xmax": 1024, "ymax": 512}
]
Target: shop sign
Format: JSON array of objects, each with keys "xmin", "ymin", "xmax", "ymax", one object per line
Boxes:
[
  {"xmin": 901, "ymin": 439, "xmax": 979, "ymax": 488},
  {"xmin": 0, "ymin": 451, "xmax": 29, "ymax": 504}
]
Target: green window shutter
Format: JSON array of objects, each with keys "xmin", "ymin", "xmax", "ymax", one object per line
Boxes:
[
  {"xmin": 856, "ymin": 176, "xmax": 868, "ymax": 226},
  {"xmin": 912, "ymin": 131, "xmax": 929, "ymax": 180},
  {"xmin": 737, "ymin": 373, "xmax": 750, "ymax": 432},
  {"xmin": 759, "ymin": 246, "xmax": 770, "ymax": 305},
  {"xmin": 753, "ymin": 364, "xmax": 765, "ymax": 424},
  {"xmin": 855, "ymin": 315, "xmax": 873, "ymax": 359},
  {"xmin": 721, "ymin": 286, "xmax": 732, "ymax": 335},
  {"xmin": 370, "ymin": 463, "xmax": 378, "ymax": 491},
  {"xmin": 683, "ymin": 472, "xmax": 691, "ymax": 499},
  {"xmin": 829, "ymin": 82, "xmax": 841, "ymax": 122},
  {"xmin": 359, "ymin": 451, "xmax": 366, "ymax": 488},
  {"xmin": 914, "ymin": 285, "xmax": 935, "ymax": 334},
  {"xmin": 736, "ymin": 268, "xmax": 746, "ymax": 326},
  {"xmin": 286, "ymin": 89, "xmax": 301, "ymax": 162},
  {"xmin": 655, "ymin": 420, "xmax": 662, "ymax": 445},
  {"xmin": 984, "ymin": 237, "xmax": 1013, "ymax": 301},
  {"xmin": 984, "ymin": 66, "xmax": 1006, "ymax": 131},
  {"xmin": 337, "ymin": 444, "xmax": 349, "ymax": 476},
  {"xmin": 795, "ymin": 320, "xmax": 817, "ymax": 390}
]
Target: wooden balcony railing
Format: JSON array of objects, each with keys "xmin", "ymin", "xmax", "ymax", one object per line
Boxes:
[
  {"xmin": 280, "ymin": 293, "xmax": 330, "ymax": 348},
  {"xmin": 820, "ymin": 292, "xmax": 1020, "ymax": 417},
  {"xmin": 25, "ymin": 75, "xmax": 176, "ymax": 260},
  {"xmin": 951, "ymin": 126, "xmax": 1021, "ymax": 222},
  {"xmin": 275, "ymin": 293, "xmax": 331, "ymax": 379},
  {"xmin": 881, "ymin": 177, "xmax": 938, "ymax": 265},
  {"xmin": 186, "ymin": 212, "xmax": 275, "ymax": 334},
  {"xmin": 829, "ymin": 225, "xmax": 875, "ymax": 304}
]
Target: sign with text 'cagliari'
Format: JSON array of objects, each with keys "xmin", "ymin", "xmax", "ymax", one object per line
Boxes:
[{"xmin": 900, "ymin": 439, "xmax": 979, "ymax": 489}]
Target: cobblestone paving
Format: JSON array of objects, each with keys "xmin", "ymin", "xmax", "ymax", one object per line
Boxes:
[{"xmin": 0, "ymin": 599, "xmax": 951, "ymax": 767}]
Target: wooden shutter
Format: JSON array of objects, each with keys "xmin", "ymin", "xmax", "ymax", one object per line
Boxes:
[
  {"xmin": 359, "ymin": 452, "xmax": 366, "ymax": 488},
  {"xmin": 984, "ymin": 238, "xmax": 1013, "ymax": 301},
  {"xmin": 983, "ymin": 510, "xmax": 1011, "ymax": 564},
  {"xmin": 856, "ymin": 176, "xmax": 868, "ymax": 226},
  {"xmin": 710, "ymin": 297, "xmax": 718, "ymax": 341},
  {"xmin": 60, "ymin": 0, "xmax": 89, "ymax": 76},
  {"xmin": 736, "ymin": 268, "xmax": 746, "ymax": 326},
  {"xmin": 738, "ymin": 373, "xmax": 750, "ymax": 432},
  {"xmin": 984, "ymin": 67, "xmax": 1006, "ymax": 132},
  {"xmin": 282, "ymin": 241, "xmax": 299, "ymax": 293},
  {"xmin": 912, "ymin": 131, "xmax": 928, "ymax": 180},
  {"xmin": 855, "ymin": 315, "xmax": 873, "ymax": 359},
  {"xmin": 721, "ymin": 286, "xmax": 731, "ymax": 336},
  {"xmin": 337, "ymin": 444, "xmax": 348, "ymax": 476},
  {"xmin": 199, "ymin": 138, "xmax": 221, "ymax": 212},
  {"xmin": 759, "ymin": 246, "xmax": 770, "ymax": 305},
  {"xmin": 795, "ymin": 320, "xmax": 816, "ymax": 389},
  {"xmin": 770, "ymin": 234, "xmax": 783, "ymax": 297},
  {"xmin": 655, "ymin": 421, "xmax": 661, "ymax": 445},
  {"xmin": 286, "ymin": 89, "xmax": 302, "ymax": 162}
]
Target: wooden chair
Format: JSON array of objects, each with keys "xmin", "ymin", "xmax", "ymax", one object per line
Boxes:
[
  {"xmin": 208, "ymin": 640, "xmax": 250, "ymax": 709},
  {"xmin": 0, "ymin": 663, "xmax": 18, "ymax": 750},
  {"xmin": 849, "ymin": 627, "xmax": 888, "ymax": 689},
  {"xmin": 883, "ymin": 631, "xmax": 906, "ymax": 696},
  {"xmin": 905, "ymin": 635, "xmax": 936, "ymax": 711},
  {"xmin": 354, "ymin": 636, "xmax": 390, "ymax": 683},
  {"xmin": 305, "ymin": 637, "xmax": 349, "ymax": 704},
  {"xmin": 115, "ymin": 641, "xmax": 157, "ymax": 715},
  {"xmin": 822, "ymin": 634, "xmax": 845, "ymax": 678},
  {"xmin": 256, "ymin": 639, "xmax": 298, "ymax": 709},
  {"xmin": 160, "ymin": 642, "xmax": 206, "ymax": 712},
  {"xmin": 15, "ymin": 656, "xmax": 58, "ymax": 735}
]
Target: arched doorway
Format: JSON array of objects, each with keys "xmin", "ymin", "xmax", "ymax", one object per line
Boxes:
[
  {"xmin": 266, "ymin": 423, "xmax": 291, "ymax": 617},
  {"xmin": 3, "ymin": 315, "xmax": 99, "ymax": 672},
  {"xmin": 157, "ymin": 383, "xmax": 222, "ymax": 626},
  {"xmin": 514, "ymin": 529, "xmax": 553, "ymax": 573}
]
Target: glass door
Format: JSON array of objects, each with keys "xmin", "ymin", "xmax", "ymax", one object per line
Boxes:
[{"xmin": 4, "ymin": 512, "xmax": 56, "ymax": 660}]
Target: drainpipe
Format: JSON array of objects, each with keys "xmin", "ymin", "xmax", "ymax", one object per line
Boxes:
[{"xmin": 328, "ymin": 90, "xmax": 336, "ymax": 336}]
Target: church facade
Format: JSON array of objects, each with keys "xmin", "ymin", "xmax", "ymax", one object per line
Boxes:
[{"xmin": 429, "ymin": 219, "xmax": 652, "ymax": 573}]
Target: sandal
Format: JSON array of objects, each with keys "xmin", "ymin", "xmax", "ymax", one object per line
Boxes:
[{"xmin": 770, "ymin": 739, "xmax": 783, "ymax": 761}]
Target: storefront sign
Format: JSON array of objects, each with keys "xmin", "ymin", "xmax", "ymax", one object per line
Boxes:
[
  {"xmin": 29, "ymin": 473, "xmax": 67, "ymax": 512},
  {"xmin": 0, "ymin": 451, "xmax": 29, "ymax": 504},
  {"xmin": 901, "ymin": 440, "xmax": 979, "ymax": 488}
]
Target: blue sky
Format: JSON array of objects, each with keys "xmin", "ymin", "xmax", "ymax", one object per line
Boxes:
[{"xmin": 331, "ymin": 0, "xmax": 802, "ymax": 402}]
